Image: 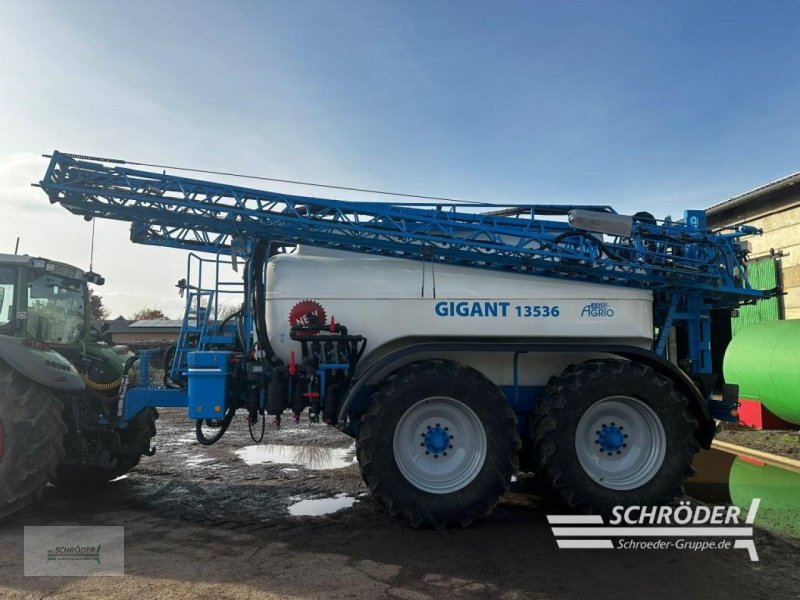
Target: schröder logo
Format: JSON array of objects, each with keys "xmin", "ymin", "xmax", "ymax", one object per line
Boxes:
[
  {"xmin": 547, "ymin": 499, "xmax": 760, "ymax": 561},
  {"xmin": 581, "ymin": 302, "xmax": 614, "ymax": 317},
  {"xmin": 24, "ymin": 526, "xmax": 124, "ymax": 576},
  {"xmin": 47, "ymin": 545, "xmax": 102, "ymax": 563}
]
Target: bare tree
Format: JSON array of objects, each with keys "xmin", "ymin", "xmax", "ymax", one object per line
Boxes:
[{"xmin": 131, "ymin": 307, "xmax": 169, "ymax": 320}]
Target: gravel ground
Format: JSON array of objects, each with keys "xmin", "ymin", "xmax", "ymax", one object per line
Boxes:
[{"xmin": 1, "ymin": 409, "xmax": 799, "ymax": 599}]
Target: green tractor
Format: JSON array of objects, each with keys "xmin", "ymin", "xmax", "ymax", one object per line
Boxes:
[{"xmin": 0, "ymin": 254, "xmax": 157, "ymax": 518}]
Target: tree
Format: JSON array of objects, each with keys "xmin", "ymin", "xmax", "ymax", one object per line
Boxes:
[
  {"xmin": 217, "ymin": 302, "xmax": 243, "ymax": 320},
  {"xmin": 88, "ymin": 287, "xmax": 110, "ymax": 320},
  {"xmin": 131, "ymin": 307, "xmax": 169, "ymax": 321}
]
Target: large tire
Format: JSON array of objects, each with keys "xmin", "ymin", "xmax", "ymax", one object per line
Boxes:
[
  {"xmin": 0, "ymin": 363, "xmax": 67, "ymax": 519},
  {"xmin": 356, "ymin": 360, "xmax": 519, "ymax": 529},
  {"xmin": 531, "ymin": 359, "xmax": 699, "ymax": 514},
  {"xmin": 53, "ymin": 408, "xmax": 157, "ymax": 486}
]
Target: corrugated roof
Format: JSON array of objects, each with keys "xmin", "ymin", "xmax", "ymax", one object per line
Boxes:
[
  {"xmin": 707, "ymin": 171, "xmax": 800, "ymax": 215},
  {"xmin": 91, "ymin": 319, "xmax": 135, "ymax": 333},
  {"xmin": 129, "ymin": 319, "xmax": 183, "ymax": 328}
]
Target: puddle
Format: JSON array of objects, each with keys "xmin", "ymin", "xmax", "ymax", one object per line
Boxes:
[
  {"xmin": 288, "ymin": 493, "xmax": 357, "ymax": 516},
  {"xmin": 235, "ymin": 444, "xmax": 356, "ymax": 470},
  {"xmin": 688, "ymin": 448, "xmax": 800, "ymax": 540}
]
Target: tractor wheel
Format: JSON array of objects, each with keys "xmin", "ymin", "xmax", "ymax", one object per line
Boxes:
[
  {"xmin": 357, "ymin": 360, "xmax": 519, "ymax": 529},
  {"xmin": 0, "ymin": 363, "xmax": 67, "ymax": 519},
  {"xmin": 531, "ymin": 359, "xmax": 699, "ymax": 514},
  {"xmin": 53, "ymin": 408, "xmax": 157, "ymax": 486}
]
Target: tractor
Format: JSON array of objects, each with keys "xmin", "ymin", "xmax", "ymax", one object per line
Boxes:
[{"xmin": 0, "ymin": 254, "xmax": 156, "ymax": 518}]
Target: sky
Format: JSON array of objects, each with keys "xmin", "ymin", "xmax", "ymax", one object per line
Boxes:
[{"xmin": 0, "ymin": 0, "xmax": 799, "ymax": 318}]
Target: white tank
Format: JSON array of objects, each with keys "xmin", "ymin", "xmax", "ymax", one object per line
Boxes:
[{"xmin": 266, "ymin": 246, "xmax": 653, "ymax": 386}]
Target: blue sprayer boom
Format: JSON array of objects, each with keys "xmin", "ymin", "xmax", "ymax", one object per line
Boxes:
[{"xmin": 35, "ymin": 150, "xmax": 775, "ymax": 526}]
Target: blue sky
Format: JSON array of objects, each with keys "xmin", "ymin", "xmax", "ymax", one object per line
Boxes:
[{"xmin": 0, "ymin": 0, "xmax": 798, "ymax": 315}]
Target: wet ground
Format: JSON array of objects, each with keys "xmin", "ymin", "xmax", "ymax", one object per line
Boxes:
[
  {"xmin": 717, "ymin": 427, "xmax": 800, "ymax": 460},
  {"xmin": 1, "ymin": 409, "xmax": 799, "ymax": 599},
  {"xmin": 689, "ymin": 444, "xmax": 800, "ymax": 541}
]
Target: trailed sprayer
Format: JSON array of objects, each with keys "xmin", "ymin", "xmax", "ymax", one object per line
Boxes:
[{"xmin": 25, "ymin": 151, "xmax": 774, "ymax": 527}]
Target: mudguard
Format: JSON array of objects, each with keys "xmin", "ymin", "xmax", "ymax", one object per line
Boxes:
[{"xmin": 0, "ymin": 335, "xmax": 84, "ymax": 391}]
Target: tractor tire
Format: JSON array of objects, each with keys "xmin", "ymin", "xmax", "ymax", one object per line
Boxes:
[
  {"xmin": 53, "ymin": 408, "xmax": 157, "ymax": 486},
  {"xmin": 0, "ymin": 362, "xmax": 67, "ymax": 519},
  {"xmin": 357, "ymin": 360, "xmax": 519, "ymax": 529},
  {"xmin": 531, "ymin": 359, "xmax": 699, "ymax": 514}
]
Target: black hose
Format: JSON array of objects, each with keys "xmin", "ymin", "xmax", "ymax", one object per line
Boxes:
[
  {"xmin": 123, "ymin": 354, "xmax": 138, "ymax": 376},
  {"xmin": 219, "ymin": 305, "xmax": 243, "ymax": 329},
  {"xmin": 161, "ymin": 344, "xmax": 182, "ymax": 388},
  {"xmin": 252, "ymin": 240, "xmax": 284, "ymax": 367},
  {"xmin": 195, "ymin": 408, "xmax": 236, "ymax": 445},
  {"xmin": 248, "ymin": 413, "xmax": 266, "ymax": 443},
  {"xmin": 213, "ymin": 304, "xmax": 246, "ymax": 351}
]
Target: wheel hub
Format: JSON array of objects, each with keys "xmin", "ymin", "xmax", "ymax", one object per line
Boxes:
[
  {"xmin": 423, "ymin": 425, "xmax": 451, "ymax": 456},
  {"xmin": 595, "ymin": 423, "xmax": 627, "ymax": 455}
]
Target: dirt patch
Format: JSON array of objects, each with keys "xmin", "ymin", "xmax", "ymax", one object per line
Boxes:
[
  {"xmin": 1, "ymin": 409, "xmax": 799, "ymax": 599},
  {"xmin": 717, "ymin": 427, "xmax": 800, "ymax": 461}
]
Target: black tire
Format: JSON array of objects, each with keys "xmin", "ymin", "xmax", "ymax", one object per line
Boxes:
[
  {"xmin": 531, "ymin": 359, "xmax": 699, "ymax": 514},
  {"xmin": 52, "ymin": 408, "xmax": 157, "ymax": 486},
  {"xmin": 356, "ymin": 360, "xmax": 519, "ymax": 529},
  {"xmin": 0, "ymin": 362, "xmax": 67, "ymax": 519}
]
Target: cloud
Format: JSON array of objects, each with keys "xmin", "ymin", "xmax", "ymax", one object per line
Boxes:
[{"xmin": 0, "ymin": 152, "xmax": 53, "ymax": 213}]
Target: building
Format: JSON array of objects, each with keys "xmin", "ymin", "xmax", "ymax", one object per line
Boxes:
[
  {"xmin": 706, "ymin": 171, "xmax": 800, "ymax": 320},
  {"xmin": 706, "ymin": 172, "xmax": 800, "ymax": 429},
  {"xmin": 92, "ymin": 319, "xmax": 182, "ymax": 343}
]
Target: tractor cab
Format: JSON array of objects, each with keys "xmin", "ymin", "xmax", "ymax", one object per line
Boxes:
[{"xmin": 0, "ymin": 253, "xmax": 103, "ymax": 349}]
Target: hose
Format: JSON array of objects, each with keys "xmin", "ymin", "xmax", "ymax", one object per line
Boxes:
[
  {"xmin": 195, "ymin": 408, "xmax": 236, "ymax": 445},
  {"xmin": 161, "ymin": 344, "xmax": 182, "ymax": 388},
  {"xmin": 82, "ymin": 373, "xmax": 123, "ymax": 391},
  {"xmin": 252, "ymin": 240, "xmax": 284, "ymax": 368},
  {"xmin": 248, "ymin": 412, "xmax": 266, "ymax": 443}
]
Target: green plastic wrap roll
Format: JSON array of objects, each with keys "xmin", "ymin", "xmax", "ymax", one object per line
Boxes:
[
  {"xmin": 728, "ymin": 457, "xmax": 800, "ymax": 539},
  {"xmin": 724, "ymin": 320, "xmax": 800, "ymax": 425}
]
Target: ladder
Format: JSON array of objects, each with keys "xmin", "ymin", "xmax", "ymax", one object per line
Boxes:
[{"xmin": 168, "ymin": 250, "xmax": 246, "ymax": 379}]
